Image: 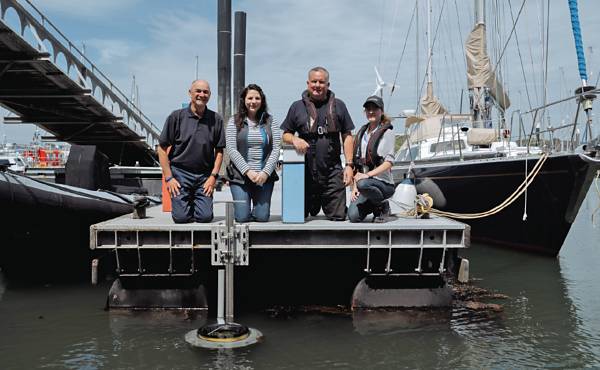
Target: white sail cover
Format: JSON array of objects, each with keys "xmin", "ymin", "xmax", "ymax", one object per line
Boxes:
[
  {"xmin": 465, "ymin": 24, "xmax": 511, "ymax": 110},
  {"xmin": 406, "ymin": 115, "xmax": 443, "ymax": 143},
  {"xmin": 420, "ymin": 82, "xmax": 448, "ymax": 116},
  {"xmin": 404, "ymin": 113, "xmax": 472, "ymax": 144}
]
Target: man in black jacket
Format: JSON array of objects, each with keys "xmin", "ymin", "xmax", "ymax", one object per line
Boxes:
[{"xmin": 281, "ymin": 67, "xmax": 355, "ymax": 220}]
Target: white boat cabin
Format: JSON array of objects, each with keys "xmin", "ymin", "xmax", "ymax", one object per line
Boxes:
[{"xmin": 395, "ymin": 114, "xmax": 541, "ymax": 163}]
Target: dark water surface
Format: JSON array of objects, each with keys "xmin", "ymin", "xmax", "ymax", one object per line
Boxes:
[{"xmin": 1, "ymin": 190, "xmax": 599, "ymax": 369}]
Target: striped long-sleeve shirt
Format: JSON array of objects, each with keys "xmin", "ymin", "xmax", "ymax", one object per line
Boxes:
[{"xmin": 226, "ymin": 116, "xmax": 281, "ymax": 176}]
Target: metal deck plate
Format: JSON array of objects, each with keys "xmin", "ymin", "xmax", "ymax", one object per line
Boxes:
[
  {"xmin": 90, "ymin": 198, "xmax": 470, "ymax": 251},
  {"xmin": 92, "ymin": 204, "xmax": 467, "ymax": 231}
]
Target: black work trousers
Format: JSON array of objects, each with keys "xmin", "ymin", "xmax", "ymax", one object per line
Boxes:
[{"xmin": 304, "ymin": 165, "xmax": 347, "ymax": 221}]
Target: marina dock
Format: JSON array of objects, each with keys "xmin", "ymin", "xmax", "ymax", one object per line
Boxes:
[
  {"xmin": 91, "ymin": 206, "xmax": 469, "ymax": 252},
  {"xmin": 90, "ymin": 191, "xmax": 470, "ymax": 310}
]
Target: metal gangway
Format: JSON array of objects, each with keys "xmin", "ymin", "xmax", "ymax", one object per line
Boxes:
[{"xmin": 0, "ymin": 0, "xmax": 160, "ymax": 166}]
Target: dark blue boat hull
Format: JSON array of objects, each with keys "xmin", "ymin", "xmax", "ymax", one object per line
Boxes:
[{"xmin": 393, "ymin": 153, "xmax": 598, "ymax": 256}]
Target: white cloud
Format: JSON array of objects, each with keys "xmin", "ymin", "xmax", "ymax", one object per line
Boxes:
[
  {"xmin": 86, "ymin": 38, "xmax": 141, "ymax": 64},
  {"xmin": 35, "ymin": 0, "xmax": 142, "ymax": 18}
]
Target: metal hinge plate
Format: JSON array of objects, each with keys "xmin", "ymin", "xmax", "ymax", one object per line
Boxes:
[{"xmin": 210, "ymin": 224, "xmax": 250, "ymax": 266}]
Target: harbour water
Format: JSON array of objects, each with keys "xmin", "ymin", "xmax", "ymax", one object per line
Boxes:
[{"xmin": 1, "ymin": 187, "xmax": 599, "ymax": 369}]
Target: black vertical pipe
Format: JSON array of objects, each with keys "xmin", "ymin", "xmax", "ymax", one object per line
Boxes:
[
  {"xmin": 233, "ymin": 11, "xmax": 247, "ymax": 114},
  {"xmin": 217, "ymin": 0, "xmax": 232, "ymax": 122}
]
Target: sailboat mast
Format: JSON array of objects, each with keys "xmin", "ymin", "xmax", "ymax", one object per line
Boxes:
[
  {"xmin": 426, "ymin": 0, "xmax": 432, "ymax": 85},
  {"xmin": 474, "ymin": 0, "xmax": 484, "ymax": 25},
  {"xmin": 415, "ymin": 1, "xmax": 419, "ymax": 112},
  {"xmin": 419, "ymin": 0, "xmax": 448, "ymax": 116}
]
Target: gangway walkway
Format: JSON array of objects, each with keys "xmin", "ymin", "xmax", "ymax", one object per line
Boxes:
[{"xmin": 0, "ymin": 0, "xmax": 160, "ymax": 165}]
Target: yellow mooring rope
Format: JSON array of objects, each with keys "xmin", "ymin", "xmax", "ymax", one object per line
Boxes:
[{"xmin": 406, "ymin": 153, "xmax": 550, "ymax": 220}]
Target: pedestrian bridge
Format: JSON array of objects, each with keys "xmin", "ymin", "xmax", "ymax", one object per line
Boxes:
[{"xmin": 0, "ymin": 0, "xmax": 160, "ymax": 166}]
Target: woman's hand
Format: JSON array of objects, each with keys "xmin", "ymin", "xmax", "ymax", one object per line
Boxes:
[
  {"xmin": 246, "ymin": 169, "xmax": 259, "ymax": 183},
  {"xmin": 354, "ymin": 172, "xmax": 369, "ymax": 182},
  {"xmin": 351, "ymin": 186, "xmax": 360, "ymax": 202},
  {"xmin": 256, "ymin": 171, "xmax": 269, "ymax": 185}
]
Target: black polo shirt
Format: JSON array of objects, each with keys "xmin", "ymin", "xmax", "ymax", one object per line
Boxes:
[
  {"xmin": 281, "ymin": 96, "xmax": 354, "ymax": 170},
  {"xmin": 159, "ymin": 105, "xmax": 225, "ymax": 174}
]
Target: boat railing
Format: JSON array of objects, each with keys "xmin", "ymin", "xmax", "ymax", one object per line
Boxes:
[
  {"xmin": 397, "ymin": 86, "xmax": 599, "ymax": 163},
  {"xmin": 398, "ymin": 114, "xmax": 474, "ymax": 162},
  {"xmin": 511, "ymin": 87, "xmax": 600, "ymax": 154},
  {"xmin": 436, "ymin": 114, "xmax": 466, "ymax": 159}
]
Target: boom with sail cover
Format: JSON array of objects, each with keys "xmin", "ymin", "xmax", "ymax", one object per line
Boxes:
[{"xmin": 465, "ymin": 23, "xmax": 511, "ymax": 111}]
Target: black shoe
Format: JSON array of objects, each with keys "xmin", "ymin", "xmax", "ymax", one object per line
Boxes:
[
  {"xmin": 373, "ymin": 215, "xmax": 388, "ymax": 223},
  {"xmin": 372, "ymin": 200, "xmax": 391, "ymax": 222},
  {"xmin": 380, "ymin": 200, "xmax": 391, "ymax": 217},
  {"xmin": 372, "ymin": 200, "xmax": 390, "ymax": 216}
]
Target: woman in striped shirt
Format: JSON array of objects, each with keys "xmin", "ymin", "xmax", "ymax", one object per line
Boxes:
[{"xmin": 226, "ymin": 84, "xmax": 281, "ymax": 222}]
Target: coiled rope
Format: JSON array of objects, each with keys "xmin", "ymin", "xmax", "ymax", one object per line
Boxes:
[{"xmin": 403, "ymin": 153, "xmax": 549, "ymax": 219}]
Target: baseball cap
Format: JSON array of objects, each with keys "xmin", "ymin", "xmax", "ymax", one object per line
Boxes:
[{"xmin": 363, "ymin": 95, "xmax": 384, "ymax": 110}]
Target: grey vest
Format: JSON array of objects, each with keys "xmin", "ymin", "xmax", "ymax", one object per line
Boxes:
[{"xmin": 226, "ymin": 116, "xmax": 279, "ymax": 184}]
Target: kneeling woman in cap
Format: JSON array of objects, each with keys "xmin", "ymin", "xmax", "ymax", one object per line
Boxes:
[{"xmin": 348, "ymin": 95, "xmax": 396, "ymax": 222}]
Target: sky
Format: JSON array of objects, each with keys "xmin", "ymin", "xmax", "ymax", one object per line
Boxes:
[{"xmin": 1, "ymin": 0, "xmax": 600, "ymax": 144}]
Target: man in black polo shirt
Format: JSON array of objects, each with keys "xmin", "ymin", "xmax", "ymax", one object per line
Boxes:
[
  {"xmin": 281, "ymin": 66, "xmax": 355, "ymax": 220},
  {"xmin": 158, "ymin": 79, "xmax": 225, "ymax": 223}
]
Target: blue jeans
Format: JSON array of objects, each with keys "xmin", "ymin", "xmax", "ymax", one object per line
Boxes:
[
  {"xmin": 348, "ymin": 178, "xmax": 395, "ymax": 222},
  {"xmin": 170, "ymin": 166, "xmax": 213, "ymax": 223},
  {"xmin": 229, "ymin": 181, "xmax": 275, "ymax": 222}
]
